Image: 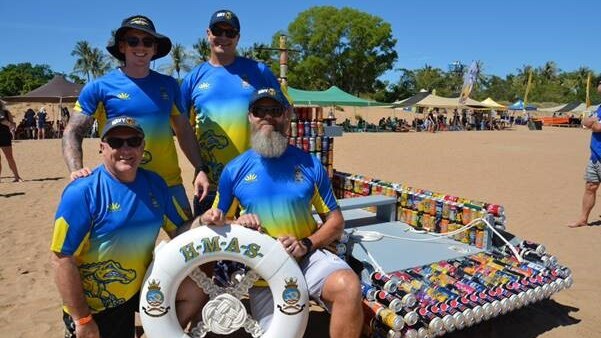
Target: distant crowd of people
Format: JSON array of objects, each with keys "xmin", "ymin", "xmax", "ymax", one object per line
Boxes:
[
  {"xmin": 341, "ymin": 108, "xmax": 514, "ymax": 133},
  {"xmin": 14, "ymin": 106, "xmax": 70, "ymax": 140}
]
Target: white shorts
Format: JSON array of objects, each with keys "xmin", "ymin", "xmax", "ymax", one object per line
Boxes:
[{"xmin": 248, "ymin": 249, "xmax": 351, "ymax": 329}]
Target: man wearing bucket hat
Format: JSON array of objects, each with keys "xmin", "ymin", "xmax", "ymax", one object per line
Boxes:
[
  {"xmin": 52, "ymin": 116, "xmax": 203, "ymax": 338},
  {"xmin": 181, "ymin": 9, "xmax": 287, "ymax": 217},
  {"xmin": 200, "ymin": 88, "xmax": 363, "ymax": 338},
  {"xmin": 63, "ymin": 15, "xmax": 210, "ymax": 220},
  {"xmin": 569, "ymin": 78, "xmax": 601, "ymax": 228}
]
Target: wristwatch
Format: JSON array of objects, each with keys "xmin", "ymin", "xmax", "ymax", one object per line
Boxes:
[
  {"xmin": 300, "ymin": 237, "xmax": 313, "ymax": 256},
  {"xmin": 196, "ymin": 164, "xmax": 210, "ymax": 174}
]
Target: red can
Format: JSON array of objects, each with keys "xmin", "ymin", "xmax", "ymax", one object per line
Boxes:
[
  {"xmin": 302, "ymin": 137, "xmax": 309, "ymax": 152},
  {"xmin": 297, "ymin": 121, "xmax": 304, "ymax": 137}
]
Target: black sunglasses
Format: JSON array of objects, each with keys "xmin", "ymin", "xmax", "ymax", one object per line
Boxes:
[
  {"xmin": 210, "ymin": 26, "xmax": 238, "ymax": 38},
  {"xmin": 251, "ymin": 106, "xmax": 285, "ymax": 119},
  {"xmin": 123, "ymin": 36, "xmax": 156, "ymax": 48},
  {"xmin": 103, "ymin": 136, "xmax": 143, "ymax": 149}
]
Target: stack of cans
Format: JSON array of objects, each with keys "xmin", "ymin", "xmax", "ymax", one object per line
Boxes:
[
  {"xmin": 357, "ymin": 249, "xmax": 572, "ymax": 337},
  {"xmin": 289, "ymin": 106, "xmax": 335, "ymax": 177},
  {"xmin": 331, "ymin": 171, "xmax": 508, "ymax": 249}
]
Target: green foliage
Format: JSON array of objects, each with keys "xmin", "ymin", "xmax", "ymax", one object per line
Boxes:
[
  {"xmin": 192, "ymin": 38, "xmax": 211, "ymax": 65},
  {"xmin": 285, "ymin": 6, "xmax": 397, "ymax": 95},
  {"xmin": 161, "ymin": 43, "xmax": 192, "ymax": 81},
  {"xmin": 71, "ymin": 41, "xmax": 111, "ymax": 82},
  {"xmin": 0, "ymin": 63, "xmax": 53, "ymax": 97},
  {"xmin": 391, "ymin": 61, "xmax": 601, "ymax": 105}
]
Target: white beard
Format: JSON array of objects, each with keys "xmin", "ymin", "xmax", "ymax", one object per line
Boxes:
[{"xmin": 251, "ymin": 128, "xmax": 288, "ymax": 158}]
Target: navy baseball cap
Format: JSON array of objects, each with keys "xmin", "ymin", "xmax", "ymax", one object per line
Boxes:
[
  {"xmin": 249, "ymin": 87, "xmax": 288, "ymax": 109},
  {"xmin": 101, "ymin": 116, "xmax": 145, "ymax": 139},
  {"xmin": 209, "ymin": 10, "xmax": 240, "ymax": 32}
]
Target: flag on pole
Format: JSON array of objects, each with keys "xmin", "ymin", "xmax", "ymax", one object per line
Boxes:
[
  {"xmin": 459, "ymin": 61, "xmax": 479, "ymax": 104},
  {"xmin": 524, "ymin": 68, "xmax": 533, "ymax": 106},
  {"xmin": 586, "ymin": 72, "xmax": 592, "ymax": 109}
]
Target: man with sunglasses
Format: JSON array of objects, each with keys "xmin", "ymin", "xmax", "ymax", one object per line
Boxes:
[
  {"xmin": 63, "ymin": 15, "xmax": 209, "ymax": 221},
  {"xmin": 52, "ymin": 116, "xmax": 204, "ymax": 338},
  {"xmin": 569, "ymin": 78, "xmax": 601, "ymax": 228},
  {"xmin": 181, "ymin": 9, "xmax": 286, "ymax": 217},
  {"xmin": 200, "ymin": 88, "xmax": 363, "ymax": 338}
]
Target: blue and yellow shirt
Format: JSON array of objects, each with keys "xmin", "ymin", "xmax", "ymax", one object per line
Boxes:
[
  {"xmin": 180, "ymin": 57, "xmax": 284, "ymax": 186},
  {"xmin": 214, "ymin": 146, "xmax": 338, "ymax": 240},
  {"xmin": 75, "ymin": 69, "xmax": 185, "ymax": 186},
  {"xmin": 50, "ymin": 165, "xmax": 187, "ymax": 313}
]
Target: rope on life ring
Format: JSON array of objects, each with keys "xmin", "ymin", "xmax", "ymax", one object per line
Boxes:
[{"xmin": 139, "ymin": 224, "xmax": 310, "ymax": 338}]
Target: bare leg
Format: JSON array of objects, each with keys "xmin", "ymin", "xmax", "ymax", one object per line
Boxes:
[
  {"xmin": 568, "ymin": 181, "xmax": 599, "ymax": 227},
  {"xmin": 175, "ymin": 265, "xmax": 211, "ymax": 330},
  {"xmin": 320, "ymin": 270, "xmax": 363, "ymax": 338},
  {"xmin": 0, "ymin": 146, "xmax": 22, "ymax": 182}
]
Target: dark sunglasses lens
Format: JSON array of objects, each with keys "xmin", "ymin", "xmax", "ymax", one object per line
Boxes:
[
  {"xmin": 126, "ymin": 137, "xmax": 143, "ymax": 147},
  {"xmin": 125, "ymin": 37, "xmax": 155, "ymax": 47},
  {"xmin": 211, "ymin": 27, "xmax": 238, "ymax": 38},
  {"xmin": 106, "ymin": 138, "xmax": 125, "ymax": 148},
  {"xmin": 252, "ymin": 106, "xmax": 284, "ymax": 118},
  {"xmin": 106, "ymin": 137, "xmax": 142, "ymax": 149}
]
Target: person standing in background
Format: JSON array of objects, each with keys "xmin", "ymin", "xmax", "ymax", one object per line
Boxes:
[
  {"xmin": 37, "ymin": 106, "xmax": 47, "ymax": 139},
  {"xmin": 0, "ymin": 101, "xmax": 23, "ymax": 182},
  {"xmin": 181, "ymin": 9, "xmax": 286, "ymax": 216},
  {"xmin": 568, "ymin": 78, "xmax": 601, "ymax": 228}
]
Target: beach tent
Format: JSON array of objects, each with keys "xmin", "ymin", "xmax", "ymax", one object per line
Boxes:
[
  {"xmin": 2, "ymin": 74, "xmax": 83, "ymax": 103},
  {"xmin": 392, "ymin": 90, "xmax": 430, "ymax": 107},
  {"xmin": 288, "ymin": 86, "xmax": 387, "ymax": 107},
  {"xmin": 539, "ymin": 103, "xmax": 569, "ymax": 113},
  {"xmin": 508, "ymin": 100, "xmax": 537, "ymax": 111},
  {"xmin": 481, "ymin": 97, "xmax": 506, "ymax": 110},
  {"xmin": 393, "ymin": 93, "xmax": 489, "ymax": 110}
]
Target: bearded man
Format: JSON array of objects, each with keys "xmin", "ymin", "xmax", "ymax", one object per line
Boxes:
[{"xmin": 199, "ymin": 88, "xmax": 363, "ymax": 338}]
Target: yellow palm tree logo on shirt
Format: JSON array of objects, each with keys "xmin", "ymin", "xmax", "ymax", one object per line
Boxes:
[
  {"xmin": 117, "ymin": 93, "xmax": 131, "ymax": 100},
  {"xmin": 244, "ymin": 173, "xmax": 257, "ymax": 183},
  {"xmin": 108, "ymin": 202, "xmax": 121, "ymax": 212}
]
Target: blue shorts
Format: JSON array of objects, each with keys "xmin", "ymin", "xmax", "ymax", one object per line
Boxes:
[{"xmin": 169, "ymin": 184, "xmax": 193, "ymax": 219}]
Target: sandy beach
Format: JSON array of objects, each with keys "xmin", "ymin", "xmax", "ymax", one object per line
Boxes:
[{"xmin": 0, "ymin": 122, "xmax": 599, "ymax": 337}]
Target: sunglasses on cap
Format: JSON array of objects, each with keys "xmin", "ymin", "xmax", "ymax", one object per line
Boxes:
[
  {"xmin": 251, "ymin": 105, "xmax": 285, "ymax": 119},
  {"xmin": 210, "ymin": 26, "xmax": 239, "ymax": 38},
  {"xmin": 123, "ymin": 36, "xmax": 156, "ymax": 48},
  {"xmin": 103, "ymin": 136, "xmax": 144, "ymax": 149}
]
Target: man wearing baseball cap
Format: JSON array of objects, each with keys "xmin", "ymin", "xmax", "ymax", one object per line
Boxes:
[
  {"xmin": 52, "ymin": 116, "xmax": 203, "ymax": 338},
  {"xmin": 200, "ymin": 88, "xmax": 363, "ymax": 338},
  {"xmin": 64, "ymin": 15, "xmax": 210, "ymax": 221},
  {"xmin": 181, "ymin": 9, "xmax": 286, "ymax": 217}
]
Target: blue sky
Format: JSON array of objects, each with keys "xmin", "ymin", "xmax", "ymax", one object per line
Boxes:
[{"xmin": 1, "ymin": 0, "xmax": 599, "ymax": 84}]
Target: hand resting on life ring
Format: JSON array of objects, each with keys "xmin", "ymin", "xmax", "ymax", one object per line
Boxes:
[{"xmin": 140, "ymin": 224, "xmax": 310, "ymax": 338}]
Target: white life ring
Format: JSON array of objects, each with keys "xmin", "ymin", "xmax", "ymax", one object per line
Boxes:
[{"xmin": 140, "ymin": 224, "xmax": 309, "ymax": 338}]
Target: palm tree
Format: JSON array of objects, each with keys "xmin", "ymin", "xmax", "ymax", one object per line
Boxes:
[
  {"xmin": 414, "ymin": 64, "xmax": 444, "ymax": 93},
  {"xmin": 192, "ymin": 38, "xmax": 211, "ymax": 65},
  {"xmin": 541, "ymin": 61, "xmax": 559, "ymax": 81},
  {"xmin": 161, "ymin": 43, "xmax": 191, "ymax": 81},
  {"xmin": 71, "ymin": 41, "xmax": 94, "ymax": 82},
  {"xmin": 89, "ymin": 48, "xmax": 111, "ymax": 79}
]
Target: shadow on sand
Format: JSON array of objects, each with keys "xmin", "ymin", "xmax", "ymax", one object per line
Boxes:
[
  {"xmin": 135, "ymin": 299, "xmax": 579, "ymax": 337},
  {"xmin": 0, "ymin": 192, "xmax": 25, "ymax": 198},
  {"xmin": 445, "ymin": 299, "xmax": 580, "ymax": 338}
]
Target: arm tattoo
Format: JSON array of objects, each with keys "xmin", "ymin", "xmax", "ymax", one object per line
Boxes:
[{"xmin": 62, "ymin": 113, "xmax": 94, "ymax": 172}]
